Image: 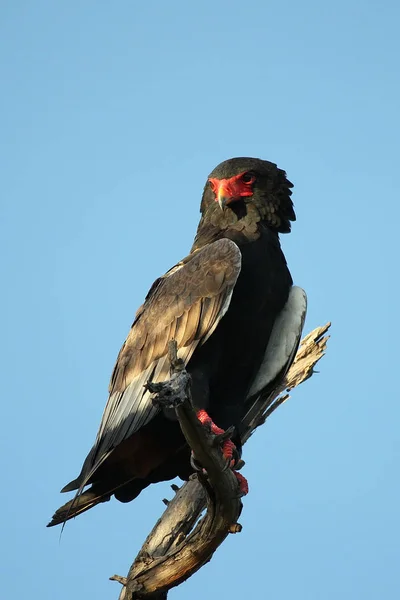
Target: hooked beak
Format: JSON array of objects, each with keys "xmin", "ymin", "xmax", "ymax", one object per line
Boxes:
[
  {"xmin": 217, "ymin": 187, "xmax": 229, "ymax": 210},
  {"xmin": 210, "ymin": 179, "xmax": 235, "ymax": 210}
]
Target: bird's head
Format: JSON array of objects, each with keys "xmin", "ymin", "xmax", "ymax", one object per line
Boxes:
[{"xmin": 201, "ymin": 157, "xmax": 295, "ymax": 233}]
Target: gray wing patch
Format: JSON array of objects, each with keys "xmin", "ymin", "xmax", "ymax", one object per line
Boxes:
[{"xmin": 246, "ymin": 285, "xmax": 307, "ymax": 400}]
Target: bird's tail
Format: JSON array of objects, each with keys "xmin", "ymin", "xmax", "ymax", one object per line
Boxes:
[
  {"xmin": 47, "ymin": 485, "xmax": 112, "ymax": 527},
  {"xmin": 47, "ymin": 475, "xmax": 152, "ymax": 527}
]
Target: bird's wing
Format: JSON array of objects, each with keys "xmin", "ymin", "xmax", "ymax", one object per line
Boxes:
[
  {"xmin": 241, "ymin": 286, "xmax": 307, "ymax": 432},
  {"xmin": 64, "ymin": 238, "xmax": 242, "ymax": 493}
]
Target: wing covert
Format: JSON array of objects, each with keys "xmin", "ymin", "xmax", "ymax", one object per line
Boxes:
[{"xmin": 67, "ymin": 239, "xmax": 242, "ymax": 492}]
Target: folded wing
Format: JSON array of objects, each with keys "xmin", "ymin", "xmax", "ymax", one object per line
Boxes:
[
  {"xmin": 242, "ymin": 286, "xmax": 307, "ymax": 434},
  {"xmin": 62, "ymin": 238, "xmax": 242, "ymax": 494}
]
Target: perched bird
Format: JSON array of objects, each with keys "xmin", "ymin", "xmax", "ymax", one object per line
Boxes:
[{"xmin": 48, "ymin": 157, "xmax": 306, "ymax": 527}]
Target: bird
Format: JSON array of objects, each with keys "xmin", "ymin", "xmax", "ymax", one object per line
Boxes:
[{"xmin": 48, "ymin": 157, "xmax": 307, "ymax": 527}]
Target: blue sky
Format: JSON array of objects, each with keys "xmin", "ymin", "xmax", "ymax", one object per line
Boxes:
[{"xmin": 1, "ymin": 1, "xmax": 399, "ymax": 598}]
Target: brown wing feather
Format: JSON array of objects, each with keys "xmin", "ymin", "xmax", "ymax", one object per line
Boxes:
[{"xmin": 63, "ymin": 238, "xmax": 241, "ymax": 494}]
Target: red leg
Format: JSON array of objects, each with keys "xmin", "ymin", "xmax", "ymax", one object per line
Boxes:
[
  {"xmin": 196, "ymin": 410, "xmax": 235, "ymax": 463},
  {"xmin": 196, "ymin": 409, "xmax": 248, "ymax": 495},
  {"xmin": 233, "ymin": 471, "xmax": 249, "ymax": 496}
]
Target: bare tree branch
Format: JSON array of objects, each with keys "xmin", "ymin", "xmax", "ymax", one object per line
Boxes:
[{"xmin": 111, "ymin": 323, "xmax": 331, "ymax": 599}]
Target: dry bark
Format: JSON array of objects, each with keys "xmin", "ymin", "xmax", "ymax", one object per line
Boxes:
[{"xmin": 111, "ymin": 323, "xmax": 331, "ymax": 599}]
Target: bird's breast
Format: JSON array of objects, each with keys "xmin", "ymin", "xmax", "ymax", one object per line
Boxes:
[{"xmin": 188, "ymin": 229, "xmax": 292, "ymax": 427}]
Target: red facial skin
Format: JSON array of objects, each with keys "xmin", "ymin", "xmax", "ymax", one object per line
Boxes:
[{"xmin": 208, "ymin": 171, "xmax": 255, "ymax": 205}]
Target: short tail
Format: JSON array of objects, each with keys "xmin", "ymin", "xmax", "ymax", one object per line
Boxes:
[
  {"xmin": 47, "ymin": 485, "xmax": 112, "ymax": 527},
  {"xmin": 47, "ymin": 476, "xmax": 151, "ymax": 527}
]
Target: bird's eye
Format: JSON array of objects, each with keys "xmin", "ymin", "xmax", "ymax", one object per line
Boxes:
[{"xmin": 241, "ymin": 172, "xmax": 256, "ymax": 184}]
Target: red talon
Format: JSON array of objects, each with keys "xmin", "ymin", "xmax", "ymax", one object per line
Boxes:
[
  {"xmin": 196, "ymin": 410, "xmax": 235, "ymax": 466},
  {"xmin": 220, "ymin": 439, "xmax": 235, "ymax": 467},
  {"xmin": 234, "ymin": 471, "xmax": 249, "ymax": 496},
  {"xmin": 196, "ymin": 410, "xmax": 248, "ymax": 493}
]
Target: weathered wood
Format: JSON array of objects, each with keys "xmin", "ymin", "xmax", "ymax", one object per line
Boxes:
[{"xmin": 112, "ymin": 323, "xmax": 331, "ymax": 599}]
